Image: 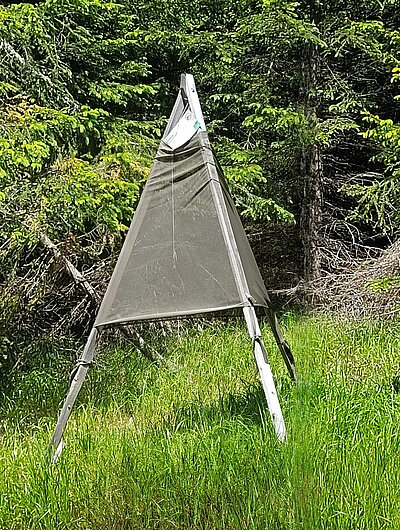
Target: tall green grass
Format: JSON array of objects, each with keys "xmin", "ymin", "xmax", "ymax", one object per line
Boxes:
[{"xmin": 1, "ymin": 315, "xmax": 400, "ymax": 529}]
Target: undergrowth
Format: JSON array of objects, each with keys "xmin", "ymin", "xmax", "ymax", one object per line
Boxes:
[{"xmin": 1, "ymin": 315, "xmax": 400, "ymax": 529}]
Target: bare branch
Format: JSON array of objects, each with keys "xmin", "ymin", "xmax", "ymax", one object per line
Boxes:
[
  {"xmin": 39, "ymin": 233, "xmax": 100, "ymax": 305},
  {"xmin": 0, "ymin": 38, "xmax": 77, "ymax": 109}
]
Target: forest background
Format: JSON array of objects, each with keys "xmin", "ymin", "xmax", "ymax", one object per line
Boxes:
[
  {"xmin": 1, "ymin": 0, "xmax": 400, "ymax": 378},
  {"xmin": 1, "ymin": 1, "xmax": 400, "ymax": 528}
]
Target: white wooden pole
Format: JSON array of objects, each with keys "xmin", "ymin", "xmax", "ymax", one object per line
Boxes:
[
  {"xmin": 50, "ymin": 326, "xmax": 100, "ymax": 462},
  {"xmin": 243, "ymin": 306, "xmax": 286, "ymax": 442}
]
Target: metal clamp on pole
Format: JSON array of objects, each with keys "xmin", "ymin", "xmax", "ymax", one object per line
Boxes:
[
  {"xmin": 264, "ymin": 307, "xmax": 298, "ymax": 381},
  {"xmin": 252, "ymin": 334, "xmax": 270, "ymax": 363}
]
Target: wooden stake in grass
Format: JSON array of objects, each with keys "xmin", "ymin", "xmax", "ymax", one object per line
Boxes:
[
  {"xmin": 243, "ymin": 306, "xmax": 286, "ymax": 442},
  {"xmin": 50, "ymin": 326, "xmax": 100, "ymax": 462}
]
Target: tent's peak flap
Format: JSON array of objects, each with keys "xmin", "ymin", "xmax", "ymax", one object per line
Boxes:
[
  {"xmin": 162, "ymin": 74, "xmax": 206, "ymax": 151},
  {"xmin": 180, "ymin": 74, "xmax": 206, "ymax": 130},
  {"xmin": 163, "ymin": 108, "xmax": 201, "ymax": 150}
]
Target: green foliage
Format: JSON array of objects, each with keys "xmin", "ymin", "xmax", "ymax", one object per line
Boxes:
[
  {"xmin": 0, "ymin": 0, "xmax": 156, "ymax": 111},
  {"xmin": 316, "ymin": 117, "xmax": 360, "ymax": 147},
  {"xmin": 1, "ymin": 0, "xmax": 400, "ymax": 338},
  {"xmin": 1, "ymin": 0, "xmax": 310, "ymax": 349},
  {"xmin": 216, "ymin": 138, "xmax": 295, "ymax": 223},
  {"xmin": 344, "ymin": 112, "xmax": 400, "ymax": 232},
  {"xmin": 0, "ymin": 100, "xmax": 153, "ymax": 251},
  {"xmin": 363, "ymin": 114, "xmax": 400, "ymax": 172},
  {"xmin": 0, "ymin": 77, "xmax": 156, "ymax": 347},
  {"xmin": 330, "ymin": 19, "xmax": 400, "ymax": 69},
  {"xmin": 366, "ymin": 276, "xmax": 400, "ymax": 292},
  {"xmin": 243, "ymin": 105, "xmax": 310, "ymax": 142}
]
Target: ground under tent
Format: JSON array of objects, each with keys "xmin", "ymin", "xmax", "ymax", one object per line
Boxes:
[{"xmin": 50, "ymin": 74, "xmax": 297, "ymax": 460}]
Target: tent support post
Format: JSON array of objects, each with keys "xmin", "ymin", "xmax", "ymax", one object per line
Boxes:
[
  {"xmin": 49, "ymin": 326, "xmax": 101, "ymax": 462},
  {"xmin": 243, "ymin": 306, "xmax": 286, "ymax": 442},
  {"xmin": 264, "ymin": 307, "xmax": 298, "ymax": 381}
]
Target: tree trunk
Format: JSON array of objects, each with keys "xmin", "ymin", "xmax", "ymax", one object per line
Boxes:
[
  {"xmin": 300, "ymin": 0, "xmax": 323, "ymax": 284},
  {"xmin": 301, "ymin": 144, "xmax": 323, "ymax": 283}
]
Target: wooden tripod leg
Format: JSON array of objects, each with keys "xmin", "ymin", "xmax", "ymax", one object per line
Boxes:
[
  {"xmin": 49, "ymin": 327, "xmax": 101, "ymax": 462},
  {"xmin": 243, "ymin": 307, "xmax": 286, "ymax": 442},
  {"xmin": 264, "ymin": 307, "xmax": 298, "ymax": 382}
]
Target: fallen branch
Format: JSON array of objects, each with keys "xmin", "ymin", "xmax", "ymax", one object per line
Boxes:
[
  {"xmin": 39, "ymin": 233, "xmax": 99, "ymax": 305},
  {"xmin": 39, "ymin": 232, "xmax": 167, "ymax": 365},
  {"xmin": 268, "ymin": 285, "xmax": 301, "ymax": 296},
  {"xmin": 120, "ymin": 326, "xmax": 173, "ymax": 368}
]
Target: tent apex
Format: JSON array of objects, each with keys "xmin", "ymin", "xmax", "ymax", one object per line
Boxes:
[{"xmin": 180, "ymin": 73, "xmax": 206, "ymax": 131}]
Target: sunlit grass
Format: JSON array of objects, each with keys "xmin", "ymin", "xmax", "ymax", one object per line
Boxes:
[{"xmin": 1, "ymin": 315, "xmax": 400, "ymax": 529}]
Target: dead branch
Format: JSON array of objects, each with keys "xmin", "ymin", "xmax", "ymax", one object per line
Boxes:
[
  {"xmin": 39, "ymin": 232, "xmax": 167, "ymax": 365},
  {"xmin": 39, "ymin": 233, "xmax": 100, "ymax": 305},
  {"xmin": 0, "ymin": 38, "xmax": 77, "ymax": 109},
  {"xmin": 120, "ymin": 326, "xmax": 174, "ymax": 369},
  {"xmin": 304, "ymin": 237, "xmax": 400, "ymax": 318}
]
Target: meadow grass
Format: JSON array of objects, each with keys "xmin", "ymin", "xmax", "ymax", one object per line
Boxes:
[{"xmin": 1, "ymin": 314, "xmax": 400, "ymax": 529}]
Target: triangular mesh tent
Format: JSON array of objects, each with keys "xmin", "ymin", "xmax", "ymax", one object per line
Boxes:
[{"xmin": 50, "ymin": 74, "xmax": 297, "ymax": 458}]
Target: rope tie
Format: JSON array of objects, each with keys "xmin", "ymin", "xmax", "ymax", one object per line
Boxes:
[
  {"xmin": 252, "ymin": 335, "xmax": 262, "ymax": 350},
  {"xmin": 69, "ymin": 359, "xmax": 93, "ymax": 384}
]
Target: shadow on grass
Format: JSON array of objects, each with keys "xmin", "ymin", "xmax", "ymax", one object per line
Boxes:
[{"xmin": 154, "ymin": 378, "xmax": 296, "ymax": 438}]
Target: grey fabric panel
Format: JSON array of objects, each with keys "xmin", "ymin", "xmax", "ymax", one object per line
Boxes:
[
  {"xmin": 198, "ymin": 137, "xmax": 270, "ymax": 308},
  {"xmin": 95, "ymin": 134, "xmax": 243, "ymax": 327},
  {"xmin": 95, "ymin": 74, "xmax": 271, "ymax": 328}
]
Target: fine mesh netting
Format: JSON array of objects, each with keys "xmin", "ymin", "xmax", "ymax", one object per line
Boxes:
[{"xmin": 95, "ymin": 75, "xmax": 270, "ymax": 327}]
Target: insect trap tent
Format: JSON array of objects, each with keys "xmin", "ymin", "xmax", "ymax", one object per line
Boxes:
[{"xmin": 50, "ymin": 74, "xmax": 297, "ymax": 458}]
